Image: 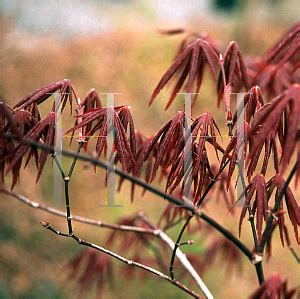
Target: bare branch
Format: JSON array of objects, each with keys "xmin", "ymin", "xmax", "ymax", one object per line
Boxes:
[
  {"xmin": 137, "ymin": 212, "xmax": 213, "ymax": 299},
  {"xmin": 0, "ymin": 189, "xmax": 154, "ymax": 235},
  {"xmin": 1, "ymin": 189, "xmax": 212, "ymax": 298},
  {"xmin": 41, "ymin": 222, "xmax": 201, "ymax": 298}
]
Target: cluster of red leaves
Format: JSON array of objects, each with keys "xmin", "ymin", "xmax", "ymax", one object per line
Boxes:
[
  {"xmin": 149, "ymin": 35, "xmax": 252, "ymax": 126},
  {"xmin": 70, "ymin": 88, "xmax": 102, "ymax": 143},
  {"xmin": 1, "ymin": 21, "xmax": 300, "ymax": 299},
  {"xmin": 249, "ymin": 23, "xmax": 300, "ymax": 97},
  {"xmin": 249, "ymin": 273, "xmax": 296, "ymax": 299},
  {"xmin": 143, "ymin": 111, "xmax": 223, "ymax": 204},
  {"xmin": 67, "ymin": 105, "xmax": 136, "ymax": 171},
  {"xmin": 220, "ymin": 86, "xmax": 279, "ymax": 187},
  {"xmin": 14, "ymin": 79, "xmax": 77, "ymax": 114},
  {"xmin": 159, "ymin": 28, "xmax": 219, "ymax": 60},
  {"xmin": 149, "ymin": 37, "xmax": 220, "ymax": 110},
  {"xmin": 217, "ymin": 41, "xmax": 250, "ymax": 109},
  {"xmin": 117, "ymin": 131, "xmax": 159, "ymax": 201},
  {"xmin": 1, "ymin": 79, "xmax": 142, "ymax": 189},
  {"xmin": 249, "ymin": 84, "xmax": 300, "ymax": 175},
  {"xmin": 239, "ymin": 173, "xmax": 300, "ymax": 245},
  {"xmin": 1, "ymin": 80, "xmax": 77, "ymax": 188}
]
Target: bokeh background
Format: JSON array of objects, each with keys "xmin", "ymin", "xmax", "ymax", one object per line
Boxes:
[{"xmin": 0, "ymin": 0, "xmax": 299, "ymax": 298}]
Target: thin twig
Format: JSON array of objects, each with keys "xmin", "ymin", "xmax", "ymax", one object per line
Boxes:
[
  {"xmin": 53, "ymin": 155, "xmax": 65, "ymax": 177},
  {"xmin": 0, "ymin": 189, "xmax": 154, "ymax": 234},
  {"xmin": 137, "ymin": 212, "xmax": 213, "ymax": 299},
  {"xmin": 169, "ymin": 160, "xmax": 230, "ymax": 282},
  {"xmin": 289, "ymin": 247, "xmax": 300, "ymax": 263},
  {"xmin": 236, "ymin": 161, "xmax": 264, "ymax": 284},
  {"xmin": 1, "ymin": 189, "xmax": 211, "ymax": 298},
  {"xmin": 41, "ymin": 222, "xmax": 201, "ymax": 298},
  {"xmin": 169, "ymin": 214, "xmax": 193, "ymax": 280},
  {"xmin": 54, "ymin": 142, "xmax": 83, "ymax": 235},
  {"xmin": 237, "ymin": 162, "xmax": 259, "ymax": 253},
  {"xmin": 68, "ymin": 142, "xmax": 84, "ymax": 178}
]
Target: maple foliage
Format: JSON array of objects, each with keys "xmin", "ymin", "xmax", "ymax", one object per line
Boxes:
[
  {"xmin": 148, "ymin": 37, "xmax": 220, "ymax": 110},
  {"xmin": 1, "ymin": 21, "xmax": 300, "ymax": 299},
  {"xmin": 249, "ymin": 84, "xmax": 300, "ymax": 174},
  {"xmin": 239, "ymin": 174, "xmax": 268, "ymax": 242},
  {"xmin": 66, "ymin": 105, "xmax": 136, "ymax": 171},
  {"xmin": 267, "ymin": 174, "xmax": 300, "ymax": 244}
]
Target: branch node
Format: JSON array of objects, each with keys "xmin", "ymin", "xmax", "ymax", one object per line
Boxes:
[
  {"xmin": 64, "ymin": 176, "xmax": 70, "ymax": 181},
  {"xmin": 153, "ymin": 229, "xmax": 162, "ymax": 236},
  {"xmin": 252, "ymin": 253, "xmax": 263, "ymax": 264},
  {"xmin": 248, "ymin": 214, "xmax": 254, "ymax": 221},
  {"xmin": 40, "ymin": 221, "xmax": 50, "ymax": 228}
]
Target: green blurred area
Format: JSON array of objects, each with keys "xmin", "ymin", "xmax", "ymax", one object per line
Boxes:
[{"xmin": 0, "ymin": 1, "xmax": 299, "ymax": 298}]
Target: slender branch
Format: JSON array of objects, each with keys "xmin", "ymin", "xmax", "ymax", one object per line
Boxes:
[
  {"xmin": 289, "ymin": 247, "xmax": 300, "ymax": 263},
  {"xmin": 63, "ymin": 176, "xmax": 73, "ymax": 234},
  {"xmin": 236, "ymin": 160, "xmax": 263, "ymax": 286},
  {"xmin": 169, "ymin": 214, "xmax": 193, "ymax": 280},
  {"xmin": 237, "ymin": 162, "xmax": 259, "ymax": 253},
  {"xmin": 53, "ymin": 142, "xmax": 84, "ymax": 235},
  {"xmin": 53, "ymin": 155, "xmax": 65, "ymax": 177},
  {"xmin": 169, "ymin": 160, "xmax": 230, "ymax": 282},
  {"xmin": 67, "ymin": 142, "xmax": 84, "ymax": 178},
  {"xmin": 137, "ymin": 213, "xmax": 213, "ymax": 299},
  {"xmin": 159, "ymin": 228, "xmax": 212, "ymax": 299},
  {"xmin": 254, "ymin": 262, "xmax": 264, "ymax": 285},
  {"xmin": 200, "ymin": 212, "xmax": 253, "ymax": 260},
  {"xmin": 0, "ymin": 189, "xmax": 154, "ymax": 235},
  {"xmin": 258, "ymin": 162, "xmax": 298, "ymax": 254},
  {"xmin": 41, "ymin": 222, "xmax": 201, "ymax": 298},
  {"xmin": 1, "ymin": 189, "xmax": 211, "ymax": 298}
]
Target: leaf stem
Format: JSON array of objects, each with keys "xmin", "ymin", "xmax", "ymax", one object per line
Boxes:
[{"xmin": 289, "ymin": 247, "xmax": 300, "ymax": 263}]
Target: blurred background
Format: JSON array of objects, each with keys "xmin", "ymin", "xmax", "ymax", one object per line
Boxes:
[{"xmin": 0, "ymin": 0, "xmax": 299, "ymax": 298}]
